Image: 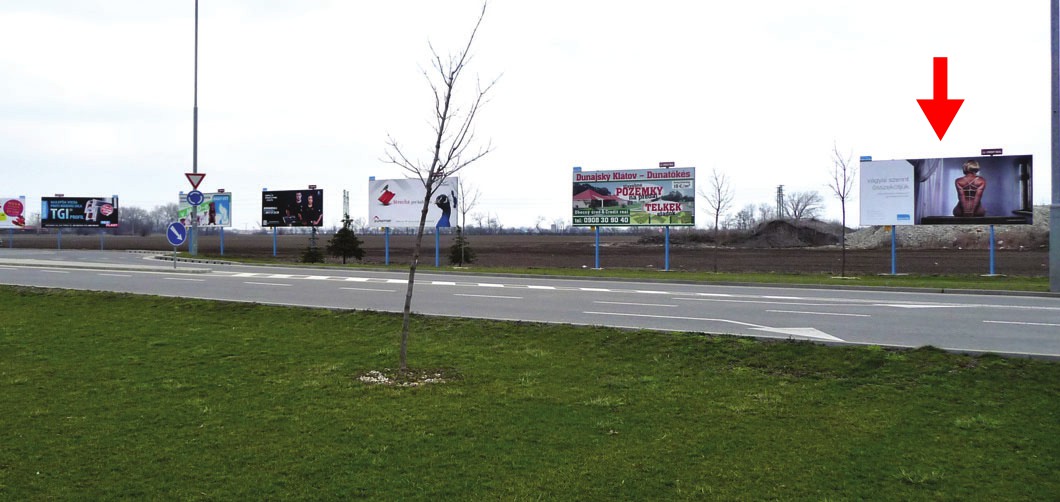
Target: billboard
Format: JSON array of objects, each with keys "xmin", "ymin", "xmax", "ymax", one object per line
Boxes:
[
  {"xmin": 368, "ymin": 177, "xmax": 459, "ymax": 228},
  {"xmin": 261, "ymin": 189, "xmax": 324, "ymax": 227},
  {"xmin": 1, "ymin": 196, "xmax": 27, "ymax": 229},
  {"xmin": 179, "ymin": 192, "xmax": 232, "ymax": 228},
  {"xmin": 572, "ymin": 168, "xmax": 695, "ymax": 226},
  {"xmin": 40, "ymin": 196, "xmax": 120, "ymax": 228},
  {"xmin": 860, "ymin": 154, "xmax": 1032, "ymax": 225}
]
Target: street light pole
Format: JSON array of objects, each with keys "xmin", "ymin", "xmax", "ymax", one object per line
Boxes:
[
  {"xmin": 1051, "ymin": 0, "xmax": 1059, "ymax": 292},
  {"xmin": 190, "ymin": 0, "xmax": 200, "ymax": 256}
]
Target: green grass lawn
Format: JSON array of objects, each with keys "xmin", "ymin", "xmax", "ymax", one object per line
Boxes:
[{"xmin": 2, "ymin": 286, "xmax": 1058, "ymax": 499}]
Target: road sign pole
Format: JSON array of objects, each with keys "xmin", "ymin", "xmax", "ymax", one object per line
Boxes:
[
  {"xmin": 173, "ymin": 247, "xmax": 177, "ymax": 269},
  {"xmin": 435, "ymin": 228, "xmax": 440, "ymax": 267},
  {"xmin": 220, "ymin": 226, "xmax": 225, "ymax": 256},
  {"xmin": 272, "ymin": 227, "xmax": 277, "ymax": 257},
  {"xmin": 385, "ymin": 227, "xmax": 390, "ymax": 265}
]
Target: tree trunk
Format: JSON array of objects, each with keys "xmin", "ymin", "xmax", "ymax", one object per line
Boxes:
[
  {"xmin": 713, "ymin": 213, "xmax": 720, "ymax": 273},
  {"xmin": 398, "ymin": 192, "xmax": 434, "ymax": 371},
  {"xmin": 840, "ymin": 202, "xmax": 847, "ymax": 277}
]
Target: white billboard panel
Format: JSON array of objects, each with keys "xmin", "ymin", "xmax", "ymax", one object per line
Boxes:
[
  {"xmin": 368, "ymin": 178, "xmax": 459, "ymax": 229},
  {"xmin": 859, "ymin": 160, "xmax": 915, "ymax": 226},
  {"xmin": 0, "ymin": 196, "xmax": 27, "ymax": 229}
]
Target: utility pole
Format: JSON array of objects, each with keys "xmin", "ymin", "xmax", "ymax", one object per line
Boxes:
[
  {"xmin": 1051, "ymin": 0, "xmax": 1059, "ymax": 292},
  {"xmin": 776, "ymin": 185, "xmax": 785, "ymax": 220}
]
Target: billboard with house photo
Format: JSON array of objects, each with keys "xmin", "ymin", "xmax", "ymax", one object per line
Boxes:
[{"xmin": 572, "ymin": 168, "xmax": 695, "ymax": 227}]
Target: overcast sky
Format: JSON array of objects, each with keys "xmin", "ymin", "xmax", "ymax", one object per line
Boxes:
[{"xmin": 0, "ymin": 0, "xmax": 1052, "ymax": 230}]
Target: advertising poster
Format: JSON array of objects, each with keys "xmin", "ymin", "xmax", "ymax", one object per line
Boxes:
[
  {"xmin": 860, "ymin": 154, "xmax": 1032, "ymax": 225},
  {"xmin": 572, "ymin": 168, "xmax": 695, "ymax": 227},
  {"xmin": 261, "ymin": 189, "xmax": 324, "ymax": 227},
  {"xmin": 179, "ymin": 192, "xmax": 233, "ymax": 228},
  {"xmin": 859, "ymin": 160, "xmax": 915, "ymax": 226},
  {"xmin": 40, "ymin": 196, "xmax": 120, "ymax": 228},
  {"xmin": 0, "ymin": 196, "xmax": 27, "ymax": 229},
  {"xmin": 368, "ymin": 177, "xmax": 459, "ymax": 229}
]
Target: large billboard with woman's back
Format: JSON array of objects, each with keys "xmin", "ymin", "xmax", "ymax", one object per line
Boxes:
[{"xmin": 860, "ymin": 154, "xmax": 1032, "ymax": 225}]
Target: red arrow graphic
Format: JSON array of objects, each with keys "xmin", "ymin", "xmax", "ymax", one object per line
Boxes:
[{"xmin": 917, "ymin": 57, "xmax": 964, "ymax": 140}]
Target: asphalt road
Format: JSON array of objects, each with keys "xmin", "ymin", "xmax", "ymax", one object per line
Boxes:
[{"xmin": 2, "ymin": 250, "xmax": 1059, "ymax": 358}]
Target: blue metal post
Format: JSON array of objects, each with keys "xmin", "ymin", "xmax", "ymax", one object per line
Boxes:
[
  {"xmin": 58, "ymin": 229, "xmax": 62, "ymax": 251},
  {"xmin": 220, "ymin": 227, "xmax": 225, "ymax": 256},
  {"xmin": 989, "ymin": 225, "xmax": 996, "ymax": 275},
  {"xmin": 595, "ymin": 226, "xmax": 601, "ymax": 269},
  {"xmin": 272, "ymin": 227, "xmax": 277, "ymax": 257},
  {"xmin": 435, "ymin": 228, "xmax": 440, "ymax": 267},
  {"xmin": 385, "ymin": 227, "xmax": 390, "ymax": 265},
  {"xmin": 664, "ymin": 226, "xmax": 671, "ymax": 271},
  {"xmin": 890, "ymin": 226, "xmax": 897, "ymax": 275},
  {"xmin": 99, "ymin": 229, "xmax": 104, "ymax": 250}
]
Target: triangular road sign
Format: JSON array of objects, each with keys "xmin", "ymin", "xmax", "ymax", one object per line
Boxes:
[{"xmin": 185, "ymin": 172, "xmax": 206, "ymax": 189}]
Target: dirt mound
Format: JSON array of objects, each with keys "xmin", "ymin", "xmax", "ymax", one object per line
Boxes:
[{"xmin": 737, "ymin": 219, "xmax": 844, "ymax": 248}]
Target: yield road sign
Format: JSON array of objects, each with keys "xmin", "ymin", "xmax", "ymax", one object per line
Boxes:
[
  {"xmin": 186, "ymin": 190, "xmax": 205, "ymax": 206},
  {"xmin": 166, "ymin": 222, "xmax": 188, "ymax": 246},
  {"xmin": 185, "ymin": 172, "xmax": 206, "ymax": 189}
]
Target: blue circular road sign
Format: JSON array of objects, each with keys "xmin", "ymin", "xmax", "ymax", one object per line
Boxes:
[
  {"xmin": 166, "ymin": 222, "xmax": 188, "ymax": 246},
  {"xmin": 186, "ymin": 190, "xmax": 205, "ymax": 206}
]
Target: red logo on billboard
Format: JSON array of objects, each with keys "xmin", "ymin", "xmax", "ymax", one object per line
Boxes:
[
  {"xmin": 378, "ymin": 185, "xmax": 395, "ymax": 205},
  {"xmin": 100, "ymin": 204, "xmax": 114, "ymax": 217},
  {"xmin": 3, "ymin": 199, "xmax": 23, "ymax": 217}
]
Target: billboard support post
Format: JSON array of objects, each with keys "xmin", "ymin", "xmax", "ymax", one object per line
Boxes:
[
  {"xmin": 890, "ymin": 226, "xmax": 898, "ymax": 275},
  {"xmin": 385, "ymin": 227, "xmax": 390, "ymax": 265},
  {"xmin": 594, "ymin": 227, "xmax": 601, "ymax": 269},
  {"xmin": 435, "ymin": 228, "xmax": 440, "ymax": 267},
  {"xmin": 99, "ymin": 229, "xmax": 104, "ymax": 251},
  {"xmin": 57, "ymin": 229, "xmax": 62, "ymax": 251},
  {"xmin": 989, "ymin": 225, "xmax": 997, "ymax": 275},
  {"xmin": 7, "ymin": 229, "xmax": 12, "ymax": 248},
  {"xmin": 220, "ymin": 227, "xmax": 225, "ymax": 256},
  {"xmin": 664, "ymin": 226, "xmax": 671, "ymax": 271},
  {"xmin": 1051, "ymin": 0, "xmax": 1060, "ymax": 292},
  {"xmin": 272, "ymin": 227, "xmax": 277, "ymax": 257}
]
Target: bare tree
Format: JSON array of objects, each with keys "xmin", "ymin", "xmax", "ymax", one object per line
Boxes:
[
  {"xmin": 756, "ymin": 203, "xmax": 775, "ymax": 222},
  {"xmin": 551, "ymin": 217, "xmax": 568, "ymax": 233},
  {"xmin": 470, "ymin": 211, "xmax": 487, "ymax": 230},
  {"xmin": 456, "ymin": 178, "xmax": 481, "ymax": 231},
  {"xmin": 383, "ymin": 3, "xmax": 498, "ymax": 371},
  {"xmin": 827, "ymin": 143, "xmax": 857, "ymax": 276},
  {"xmin": 698, "ymin": 168, "xmax": 734, "ymax": 272},
  {"xmin": 784, "ymin": 191, "xmax": 824, "ymax": 223},
  {"xmin": 733, "ymin": 203, "xmax": 757, "ymax": 231}
]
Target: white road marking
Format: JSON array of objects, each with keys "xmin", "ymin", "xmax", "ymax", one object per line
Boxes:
[
  {"xmin": 675, "ymin": 297, "xmax": 855, "ymax": 307},
  {"xmin": 386, "ymin": 279, "xmax": 408, "ymax": 284},
  {"xmin": 635, "ymin": 290, "xmax": 671, "ymax": 295},
  {"xmin": 98, "ymin": 273, "xmax": 132, "ymax": 278},
  {"xmin": 751, "ymin": 327, "xmax": 845, "ymax": 342},
  {"xmin": 244, "ymin": 281, "xmax": 291, "ymax": 287},
  {"xmin": 456, "ymin": 293, "xmax": 523, "ymax": 299},
  {"xmin": 696, "ymin": 293, "xmax": 732, "ymax": 297},
  {"xmin": 431, "ymin": 281, "xmax": 457, "ymax": 286},
  {"xmin": 164, "ymin": 277, "xmax": 205, "ymax": 282},
  {"xmin": 0, "ymin": 267, "xmax": 17, "ymax": 271},
  {"xmin": 478, "ymin": 283, "xmax": 504, "ymax": 288},
  {"xmin": 580, "ymin": 287, "xmax": 611, "ymax": 292},
  {"xmin": 527, "ymin": 285, "xmax": 556, "ymax": 290},
  {"xmin": 232, "ymin": 273, "xmax": 259, "ymax": 277},
  {"xmin": 341, "ymin": 287, "xmax": 396, "ymax": 293},
  {"xmin": 766, "ymin": 310, "xmax": 870, "ymax": 317},
  {"xmin": 984, "ymin": 320, "xmax": 1060, "ymax": 327},
  {"xmin": 583, "ymin": 311, "xmax": 766, "ymax": 329},
  {"xmin": 268, "ymin": 274, "xmax": 294, "ymax": 279},
  {"xmin": 305, "ymin": 275, "xmax": 330, "ymax": 280},
  {"xmin": 876, "ymin": 304, "xmax": 968, "ymax": 309},
  {"xmin": 39, "ymin": 270, "xmax": 69, "ymax": 274},
  {"xmin": 762, "ymin": 295, "xmax": 802, "ymax": 300},
  {"xmin": 595, "ymin": 301, "xmax": 678, "ymax": 308},
  {"xmin": 344, "ymin": 277, "xmax": 370, "ymax": 282}
]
